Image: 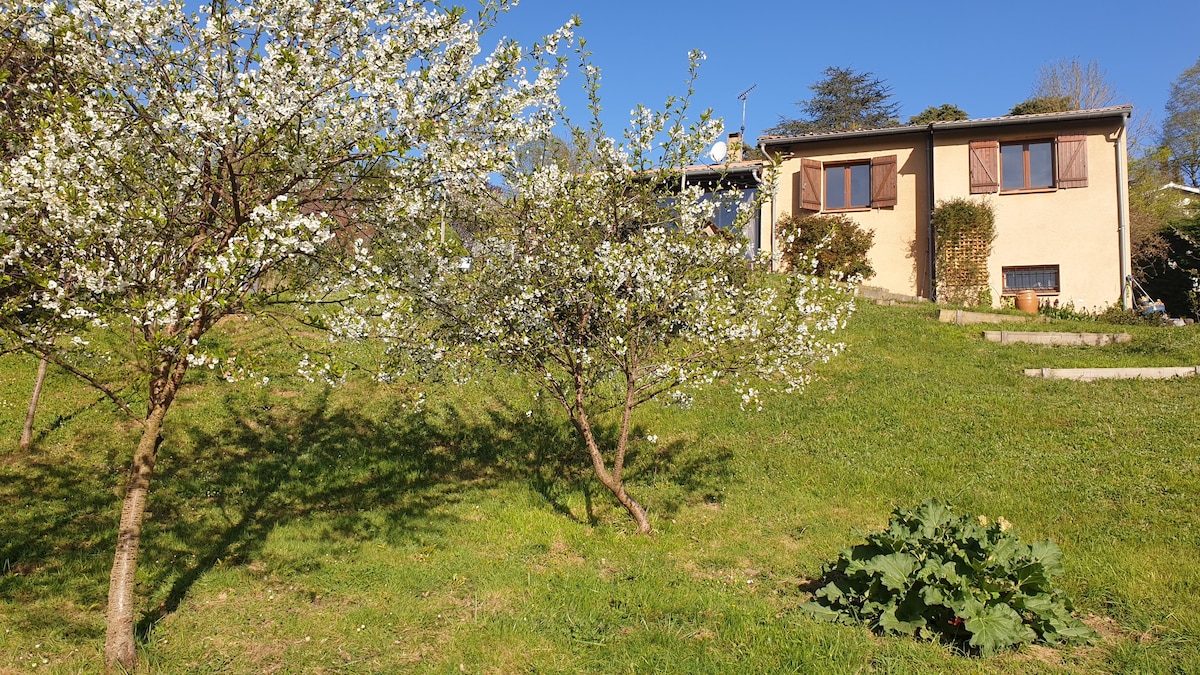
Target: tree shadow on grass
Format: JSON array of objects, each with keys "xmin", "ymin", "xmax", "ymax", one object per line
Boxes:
[
  {"xmin": 135, "ymin": 387, "xmax": 509, "ymax": 638},
  {"xmin": 432, "ymin": 397, "xmax": 739, "ymax": 524},
  {"xmin": 637, "ymin": 437, "xmax": 737, "ymax": 519},
  {"xmin": 0, "ymin": 447, "xmax": 122, "ymax": 642},
  {"xmin": 1, "ymin": 382, "xmax": 738, "ymax": 646},
  {"xmin": 461, "ymin": 401, "xmax": 600, "ymax": 527}
]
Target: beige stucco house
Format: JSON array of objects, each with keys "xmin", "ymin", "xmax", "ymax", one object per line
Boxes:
[{"xmin": 745, "ymin": 106, "xmax": 1134, "ymax": 309}]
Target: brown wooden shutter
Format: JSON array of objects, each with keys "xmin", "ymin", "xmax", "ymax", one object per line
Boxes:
[
  {"xmin": 969, "ymin": 140, "xmax": 999, "ymax": 193},
  {"xmin": 1055, "ymin": 134, "xmax": 1088, "ymax": 188},
  {"xmin": 793, "ymin": 161, "xmax": 822, "ymax": 213},
  {"xmin": 870, "ymin": 154, "xmax": 898, "ymax": 207},
  {"xmin": 798, "ymin": 158, "xmax": 822, "ymax": 211},
  {"xmin": 791, "ymin": 170, "xmax": 803, "ymax": 214}
]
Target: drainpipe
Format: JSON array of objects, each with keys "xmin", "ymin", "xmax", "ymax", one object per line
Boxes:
[
  {"xmin": 751, "ymin": 167, "xmax": 763, "ymax": 259},
  {"xmin": 927, "ymin": 124, "xmax": 937, "ymax": 302},
  {"xmin": 1114, "ymin": 113, "xmax": 1132, "ymax": 309},
  {"xmin": 758, "ymin": 142, "xmax": 779, "ymax": 270}
]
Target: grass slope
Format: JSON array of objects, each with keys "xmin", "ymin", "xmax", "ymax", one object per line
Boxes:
[{"xmin": 1, "ymin": 301, "xmax": 1198, "ymax": 673}]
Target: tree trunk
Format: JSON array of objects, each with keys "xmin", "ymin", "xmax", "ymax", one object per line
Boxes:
[
  {"xmin": 19, "ymin": 356, "xmax": 48, "ymax": 451},
  {"xmin": 608, "ymin": 477, "xmax": 652, "ymax": 535},
  {"xmin": 572, "ymin": 409, "xmax": 652, "ymax": 535},
  {"xmin": 103, "ymin": 402, "xmax": 169, "ymax": 672}
]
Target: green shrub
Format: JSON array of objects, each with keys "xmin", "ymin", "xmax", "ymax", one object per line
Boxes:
[
  {"xmin": 1094, "ymin": 304, "xmax": 1166, "ymax": 326},
  {"xmin": 777, "ymin": 212, "xmax": 874, "ymax": 281},
  {"xmin": 1037, "ymin": 302, "xmax": 1089, "ymax": 321},
  {"xmin": 1136, "ymin": 214, "xmax": 1200, "ymax": 319},
  {"xmin": 1037, "ymin": 301, "xmax": 1164, "ymax": 325},
  {"xmin": 932, "ymin": 198, "xmax": 996, "ymax": 306},
  {"xmin": 800, "ymin": 499, "xmax": 1096, "ymax": 656}
]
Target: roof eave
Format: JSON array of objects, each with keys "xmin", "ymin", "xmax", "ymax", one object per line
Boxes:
[
  {"xmin": 760, "ymin": 106, "xmax": 1135, "ymax": 148},
  {"xmin": 759, "ymin": 125, "xmax": 927, "ymax": 147},
  {"xmin": 926, "ymin": 105, "xmax": 1133, "ymax": 133}
]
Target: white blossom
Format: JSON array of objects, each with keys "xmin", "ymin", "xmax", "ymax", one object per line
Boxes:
[
  {"xmin": 321, "ymin": 48, "xmax": 857, "ymax": 534},
  {"xmin": 2, "ymin": 0, "xmax": 572, "ymax": 391}
]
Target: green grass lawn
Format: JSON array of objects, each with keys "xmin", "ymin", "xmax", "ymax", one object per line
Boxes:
[{"xmin": 2, "ymin": 301, "xmax": 1198, "ymax": 673}]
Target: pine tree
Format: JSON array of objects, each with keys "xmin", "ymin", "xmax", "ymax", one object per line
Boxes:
[{"xmin": 766, "ymin": 66, "xmax": 900, "ymax": 136}]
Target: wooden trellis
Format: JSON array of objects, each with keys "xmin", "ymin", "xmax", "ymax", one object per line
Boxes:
[{"xmin": 938, "ymin": 234, "xmax": 991, "ymax": 303}]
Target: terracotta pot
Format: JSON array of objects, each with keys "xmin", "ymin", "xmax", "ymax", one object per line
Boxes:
[{"xmin": 1015, "ymin": 290, "xmax": 1039, "ymax": 314}]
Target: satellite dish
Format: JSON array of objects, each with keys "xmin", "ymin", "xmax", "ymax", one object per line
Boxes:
[{"xmin": 708, "ymin": 141, "xmax": 727, "ymax": 164}]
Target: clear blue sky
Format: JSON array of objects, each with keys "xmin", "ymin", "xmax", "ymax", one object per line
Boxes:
[{"xmin": 496, "ymin": 0, "xmax": 1198, "ymax": 149}]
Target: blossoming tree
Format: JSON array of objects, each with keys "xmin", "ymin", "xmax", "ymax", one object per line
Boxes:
[
  {"xmin": 0, "ymin": 5, "xmax": 70, "ymax": 450},
  {"xmin": 0, "ymin": 0, "xmax": 568, "ymax": 668},
  {"xmin": 349, "ymin": 53, "xmax": 858, "ymax": 535}
]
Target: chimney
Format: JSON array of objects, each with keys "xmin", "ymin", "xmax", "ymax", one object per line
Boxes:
[{"xmin": 727, "ymin": 132, "xmax": 744, "ymax": 162}]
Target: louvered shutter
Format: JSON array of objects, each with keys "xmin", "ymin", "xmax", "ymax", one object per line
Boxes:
[
  {"xmin": 870, "ymin": 154, "xmax": 898, "ymax": 207},
  {"xmin": 969, "ymin": 140, "xmax": 999, "ymax": 193},
  {"xmin": 1055, "ymin": 135, "xmax": 1088, "ymax": 188}
]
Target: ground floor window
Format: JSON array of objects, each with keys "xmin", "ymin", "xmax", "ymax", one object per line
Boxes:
[
  {"xmin": 824, "ymin": 162, "xmax": 871, "ymax": 210},
  {"xmin": 1002, "ymin": 264, "xmax": 1060, "ymax": 293},
  {"xmin": 705, "ymin": 187, "xmax": 760, "ymax": 258}
]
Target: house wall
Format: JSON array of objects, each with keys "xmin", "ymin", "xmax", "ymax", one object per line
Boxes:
[
  {"xmin": 932, "ymin": 117, "xmax": 1128, "ymax": 310},
  {"xmin": 771, "ymin": 132, "xmax": 931, "ymax": 298},
  {"xmin": 765, "ymin": 113, "xmax": 1130, "ymax": 309}
]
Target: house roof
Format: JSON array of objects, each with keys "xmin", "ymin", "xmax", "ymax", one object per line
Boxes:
[
  {"xmin": 681, "ymin": 159, "xmax": 763, "ymax": 189},
  {"xmin": 681, "ymin": 159, "xmax": 763, "ymax": 176},
  {"xmin": 758, "ymin": 105, "xmax": 1134, "ymax": 147}
]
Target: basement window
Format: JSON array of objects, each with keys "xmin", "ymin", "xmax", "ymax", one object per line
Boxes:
[{"xmin": 1002, "ymin": 265, "xmax": 1060, "ymax": 294}]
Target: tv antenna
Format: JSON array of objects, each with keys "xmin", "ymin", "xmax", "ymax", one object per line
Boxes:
[{"xmin": 737, "ymin": 83, "xmax": 758, "ymax": 138}]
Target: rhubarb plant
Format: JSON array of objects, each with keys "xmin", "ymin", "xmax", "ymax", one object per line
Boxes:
[{"xmin": 801, "ymin": 499, "xmax": 1097, "ymax": 656}]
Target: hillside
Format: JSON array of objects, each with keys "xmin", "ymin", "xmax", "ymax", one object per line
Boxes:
[{"xmin": 2, "ymin": 301, "xmax": 1198, "ymax": 672}]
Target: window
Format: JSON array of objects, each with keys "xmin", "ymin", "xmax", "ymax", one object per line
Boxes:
[
  {"xmin": 1001, "ymin": 140, "xmax": 1054, "ymax": 190},
  {"xmin": 969, "ymin": 135, "xmax": 1088, "ymax": 194},
  {"xmin": 1003, "ymin": 265, "xmax": 1060, "ymax": 293},
  {"xmin": 700, "ymin": 188, "xmax": 761, "ymax": 258},
  {"xmin": 825, "ymin": 163, "xmax": 870, "ymax": 209},
  {"xmin": 793, "ymin": 155, "xmax": 897, "ymax": 212}
]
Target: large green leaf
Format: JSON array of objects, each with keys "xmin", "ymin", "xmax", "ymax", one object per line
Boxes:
[
  {"xmin": 865, "ymin": 553, "xmax": 918, "ymax": 592},
  {"xmin": 872, "ymin": 524, "xmax": 911, "ymax": 553},
  {"xmin": 1015, "ymin": 592, "xmax": 1057, "ymax": 617},
  {"xmin": 1045, "ymin": 620, "xmax": 1098, "ymax": 644},
  {"xmin": 1029, "ymin": 541, "xmax": 1065, "ymax": 577},
  {"xmin": 815, "ymin": 579, "xmax": 848, "ymax": 605},
  {"xmin": 878, "ymin": 603, "xmax": 925, "ymax": 636},
  {"xmin": 985, "ymin": 536, "xmax": 1024, "ymax": 570},
  {"xmin": 965, "ymin": 603, "xmax": 1037, "ymax": 656},
  {"xmin": 796, "ymin": 601, "xmax": 846, "ymax": 624},
  {"xmin": 804, "ymin": 500, "xmax": 1092, "ymax": 655},
  {"xmin": 1010, "ymin": 560, "xmax": 1052, "ymax": 593},
  {"xmin": 920, "ymin": 583, "xmax": 948, "ymax": 608},
  {"xmin": 921, "ymin": 559, "xmax": 961, "ymax": 586},
  {"xmin": 915, "ymin": 499, "xmax": 956, "ymax": 538}
]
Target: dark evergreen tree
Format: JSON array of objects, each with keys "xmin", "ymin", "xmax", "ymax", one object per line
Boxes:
[
  {"xmin": 908, "ymin": 104, "xmax": 968, "ymax": 125},
  {"xmin": 766, "ymin": 66, "xmax": 900, "ymax": 136},
  {"xmin": 1008, "ymin": 95, "xmax": 1072, "ymax": 116}
]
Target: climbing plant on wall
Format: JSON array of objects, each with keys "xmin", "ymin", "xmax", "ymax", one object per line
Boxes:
[{"xmin": 932, "ymin": 198, "xmax": 996, "ymax": 305}]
